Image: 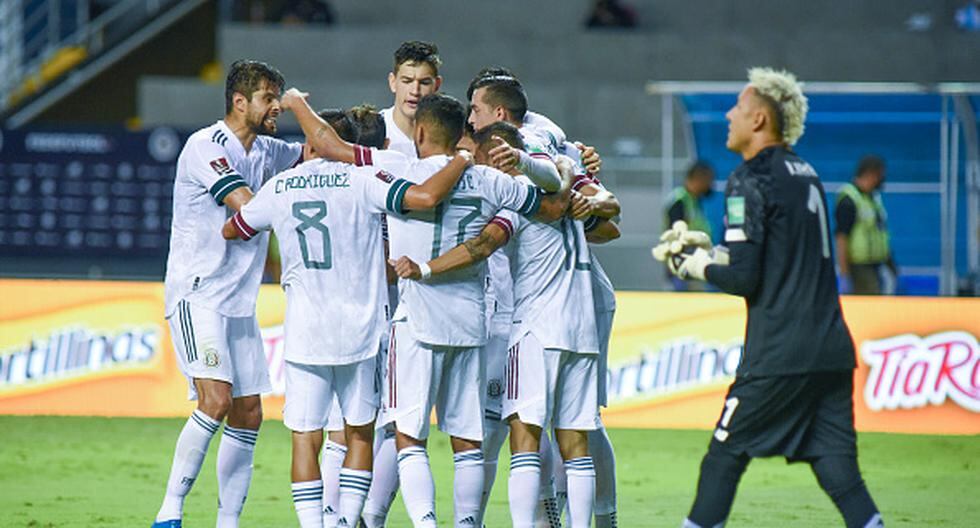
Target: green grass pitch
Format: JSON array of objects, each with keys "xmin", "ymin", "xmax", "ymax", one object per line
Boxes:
[{"xmin": 1, "ymin": 416, "xmax": 977, "ymax": 527}]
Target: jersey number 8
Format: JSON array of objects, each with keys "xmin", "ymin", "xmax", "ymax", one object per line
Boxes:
[{"xmin": 292, "ymin": 200, "xmax": 332, "ymax": 270}]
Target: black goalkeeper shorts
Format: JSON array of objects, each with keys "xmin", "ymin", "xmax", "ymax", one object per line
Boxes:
[{"xmin": 707, "ymin": 370, "xmax": 858, "ymax": 461}]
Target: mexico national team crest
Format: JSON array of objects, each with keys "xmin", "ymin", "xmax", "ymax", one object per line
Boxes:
[
  {"xmin": 487, "ymin": 378, "xmax": 503, "ymax": 399},
  {"xmin": 204, "ymin": 348, "xmax": 220, "ymax": 368}
]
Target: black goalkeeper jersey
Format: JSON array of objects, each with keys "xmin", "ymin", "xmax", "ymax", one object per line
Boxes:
[{"xmin": 723, "ymin": 145, "xmax": 855, "ymax": 377}]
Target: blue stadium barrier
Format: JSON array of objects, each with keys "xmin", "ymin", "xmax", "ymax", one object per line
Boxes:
[{"xmin": 680, "ymin": 94, "xmax": 973, "ymax": 296}]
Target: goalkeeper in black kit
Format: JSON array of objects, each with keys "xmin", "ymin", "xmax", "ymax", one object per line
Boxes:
[{"xmin": 654, "ymin": 68, "xmax": 884, "ymax": 528}]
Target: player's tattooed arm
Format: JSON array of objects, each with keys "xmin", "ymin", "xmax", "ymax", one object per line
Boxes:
[
  {"xmin": 532, "ymin": 156, "xmax": 575, "ymax": 222},
  {"xmin": 401, "ymin": 151, "xmax": 474, "ymax": 211},
  {"xmin": 390, "ymin": 222, "xmax": 509, "ymax": 280},
  {"xmin": 280, "ymin": 88, "xmax": 356, "ymax": 163}
]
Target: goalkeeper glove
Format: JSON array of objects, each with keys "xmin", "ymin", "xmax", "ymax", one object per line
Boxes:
[
  {"xmin": 652, "ymin": 220, "xmax": 712, "ymax": 261},
  {"xmin": 669, "ymin": 246, "xmax": 730, "ymax": 281}
]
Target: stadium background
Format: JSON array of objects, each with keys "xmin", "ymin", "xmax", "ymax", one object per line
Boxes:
[{"xmin": 1, "ymin": 0, "xmax": 979, "ymax": 526}]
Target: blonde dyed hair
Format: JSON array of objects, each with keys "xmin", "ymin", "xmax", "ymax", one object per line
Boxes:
[{"xmin": 748, "ymin": 67, "xmax": 808, "ymax": 146}]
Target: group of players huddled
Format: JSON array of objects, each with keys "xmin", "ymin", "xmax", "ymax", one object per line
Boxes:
[
  {"xmin": 153, "ymin": 41, "xmax": 621, "ymax": 528},
  {"xmin": 152, "ymin": 40, "xmax": 884, "ymax": 528}
]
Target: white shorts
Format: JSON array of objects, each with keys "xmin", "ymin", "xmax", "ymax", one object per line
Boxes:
[
  {"xmin": 482, "ymin": 313, "xmax": 510, "ymax": 422},
  {"xmin": 325, "ymin": 395, "xmax": 344, "ymax": 432},
  {"xmin": 596, "ymin": 309, "xmax": 615, "ymax": 407},
  {"xmin": 502, "ymin": 331, "xmax": 598, "ymax": 431},
  {"xmin": 379, "ymin": 320, "xmax": 484, "ymax": 442},
  {"xmin": 168, "ymin": 299, "xmax": 272, "ymax": 400},
  {"xmin": 283, "ymin": 357, "xmax": 380, "ymax": 432}
]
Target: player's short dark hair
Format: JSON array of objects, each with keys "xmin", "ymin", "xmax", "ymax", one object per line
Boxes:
[
  {"xmin": 225, "ymin": 60, "xmax": 285, "ymax": 115},
  {"xmin": 466, "ymin": 66, "xmax": 518, "ymax": 99},
  {"xmin": 855, "ymin": 155, "xmax": 885, "ymax": 177},
  {"xmin": 415, "ymin": 93, "xmax": 466, "ymax": 148},
  {"xmin": 317, "ymin": 105, "xmax": 386, "ymax": 149},
  {"xmin": 470, "ymin": 75, "xmax": 528, "ymax": 122},
  {"xmin": 471, "ymin": 121, "xmax": 525, "ymax": 156},
  {"xmin": 393, "ymin": 41, "xmax": 442, "ymax": 75},
  {"xmin": 686, "ymin": 160, "xmax": 714, "ymax": 180}
]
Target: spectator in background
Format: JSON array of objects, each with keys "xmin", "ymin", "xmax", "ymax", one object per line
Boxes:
[
  {"xmin": 230, "ymin": 0, "xmax": 335, "ymax": 25},
  {"xmin": 279, "ymin": 0, "xmax": 335, "ymax": 25},
  {"xmin": 664, "ymin": 161, "xmax": 715, "ymax": 291},
  {"xmin": 835, "ymin": 155, "xmax": 897, "ymax": 295},
  {"xmin": 956, "ymin": 1, "xmax": 980, "ymax": 31},
  {"xmin": 585, "ymin": 0, "xmax": 638, "ymax": 29}
]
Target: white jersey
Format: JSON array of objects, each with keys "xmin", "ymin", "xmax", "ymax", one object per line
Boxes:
[
  {"xmin": 233, "ymin": 158, "xmax": 412, "ymax": 365},
  {"xmin": 355, "ymin": 147, "xmax": 543, "ymax": 347},
  {"xmin": 590, "ymin": 254, "xmax": 616, "ymax": 313},
  {"xmin": 164, "ymin": 120, "xmax": 301, "ymax": 317},
  {"xmin": 561, "ymin": 141, "xmax": 617, "ymax": 313},
  {"xmin": 523, "ymin": 111, "xmax": 567, "ymax": 148},
  {"xmin": 382, "ymin": 107, "xmax": 417, "ymax": 158},
  {"xmin": 498, "ymin": 178, "xmax": 598, "ymax": 354},
  {"xmin": 486, "ymin": 247, "xmax": 514, "ymax": 316},
  {"xmin": 519, "ymin": 124, "xmax": 562, "ymax": 161}
]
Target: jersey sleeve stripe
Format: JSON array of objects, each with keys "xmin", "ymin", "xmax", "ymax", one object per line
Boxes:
[
  {"xmin": 210, "ymin": 175, "xmax": 247, "ymax": 204},
  {"xmin": 517, "ymin": 186, "xmax": 542, "ymax": 217},
  {"xmin": 572, "ymin": 174, "xmax": 594, "ymax": 192},
  {"xmin": 385, "ymin": 179, "xmax": 411, "ymax": 214},
  {"xmin": 488, "ymin": 216, "xmax": 515, "ymax": 242},
  {"xmin": 231, "ymin": 211, "xmax": 258, "ymax": 240},
  {"xmin": 354, "ymin": 145, "xmax": 374, "ymax": 167}
]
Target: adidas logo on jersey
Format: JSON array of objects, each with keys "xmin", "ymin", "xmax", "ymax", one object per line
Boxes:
[
  {"xmin": 459, "ymin": 515, "xmax": 477, "ymax": 525},
  {"xmin": 421, "ymin": 511, "xmax": 436, "ymax": 522}
]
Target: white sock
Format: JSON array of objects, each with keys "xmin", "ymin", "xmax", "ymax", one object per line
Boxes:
[
  {"xmin": 320, "ymin": 440, "xmax": 348, "ymax": 526},
  {"xmin": 564, "ymin": 457, "xmax": 595, "ymax": 528},
  {"xmin": 509, "ymin": 452, "xmax": 542, "ymax": 528},
  {"xmin": 453, "ymin": 449, "xmax": 484, "ymax": 526},
  {"xmin": 292, "ymin": 480, "xmax": 324, "ymax": 528},
  {"xmin": 215, "ymin": 425, "xmax": 258, "ymax": 527},
  {"xmin": 362, "ymin": 431, "xmax": 398, "ymax": 528},
  {"xmin": 336, "ymin": 468, "xmax": 372, "ymax": 527},
  {"xmin": 397, "ymin": 446, "xmax": 437, "ymax": 527},
  {"xmin": 596, "ymin": 511, "xmax": 619, "ymax": 528},
  {"xmin": 155, "ymin": 410, "xmax": 220, "ymax": 522},
  {"xmin": 589, "ymin": 425, "xmax": 618, "ymax": 523},
  {"xmin": 477, "ymin": 418, "xmax": 507, "ymax": 526},
  {"xmin": 534, "ymin": 434, "xmax": 559, "ymax": 528},
  {"xmin": 552, "ymin": 446, "xmax": 568, "ymax": 522}
]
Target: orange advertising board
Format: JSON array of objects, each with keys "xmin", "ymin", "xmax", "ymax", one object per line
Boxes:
[
  {"xmin": 600, "ymin": 292, "xmax": 980, "ymax": 434},
  {"xmin": 1, "ymin": 280, "xmax": 978, "ymax": 434}
]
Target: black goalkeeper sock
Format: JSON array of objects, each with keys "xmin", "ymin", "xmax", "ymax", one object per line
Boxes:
[
  {"xmin": 811, "ymin": 455, "xmax": 883, "ymax": 528},
  {"xmin": 686, "ymin": 447, "xmax": 750, "ymax": 527}
]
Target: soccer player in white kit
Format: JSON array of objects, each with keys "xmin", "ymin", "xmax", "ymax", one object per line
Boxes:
[
  {"xmin": 391, "ymin": 123, "xmax": 600, "ymax": 528},
  {"xmin": 300, "ymin": 93, "xmax": 572, "ymax": 528},
  {"xmin": 222, "ymin": 105, "xmax": 474, "ymax": 528},
  {"xmin": 360, "ymin": 41, "xmax": 445, "ymax": 528},
  {"xmin": 152, "ymin": 60, "xmax": 303, "ymax": 528},
  {"xmin": 467, "ymin": 72, "xmax": 615, "ymax": 528}
]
